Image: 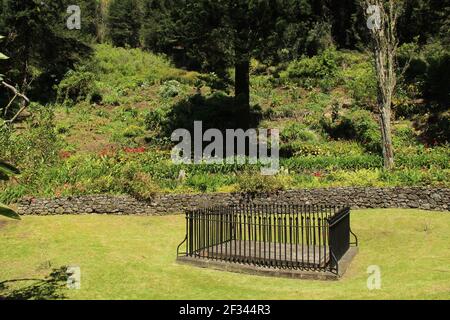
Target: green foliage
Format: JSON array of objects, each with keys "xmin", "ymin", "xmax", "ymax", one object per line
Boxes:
[
  {"xmin": 107, "ymin": 0, "xmax": 141, "ymax": 48},
  {"xmin": 0, "ymin": 0, "xmax": 92, "ymax": 102},
  {"xmin": 186, "ymin": 174, "xmax": 236, "ymax": 193},
  {"xmin": 57, "ymin": 67, "xmax": 101, "ymax": 104},
  {"xmin": 322, "ymin": 109, "xmax": 382, "ymax": 154},
  {"xmin": 319, "ymin": 141, "xmax": 366, "ymax": 156},
  {"xmin": 159, "ymin": 80, "xmax": 182, "ymax": 98},
  {"xmin": 0, "ymin": 35, "xmax": 8, "ymax": 63},
  {"xmin": 284, "ymin": 155, "xmax": 384, "ymax": 172},
  {"xmin": 56, "ymin": 44, "xmax": 196, "ymax": 106},
  {"xmin": 420, "ymin": 111, "xmax": 450, "ymax": 145},
  {"xmin": 0, "ymin": 160, "xmax": 21, "ymax": 220},
  {"xmin": 338, "ymin": 53, "xmax": 377, "ymax": 107},
  {"xmin": 236, "ymin": 173, "xmax": 287, "ymax": 194},
  {"xmin": 151, "ymin": 91, "xmax": 262, "ymax": 139},
  {"xmin": 0, "ymin": 204, "xmax": 20, "ymax": 220},
  {"xmin": 393, "ymin": 124, "xmax": 418, "ymax": 149},
  {"xmin": 121, "ymin": 171, "xmax": 161, "ymax": 201},
  {"xmin": 145, "ymin": 106, "xmax": 171, "ymax": 133},
  {"xmin": 141, "ymin": 0, "xmax": 174, "ymax": 53},
  {"xmin": 122, "ymin": 125, "xmax": 145, "ymax": 139},
  {"xmin": 0, "ymin": 104, "xmax": 61, "ymax": 169},
  {"xmin": 281, "ymin": 48, "xmax": 340, "ymax": 89},
  {"xmin": 399, "ymin": 41, "xmax": 450, "ymax": 107},
  {"xmin": 281, "ymin": 123, "xmax": 320, "ymax": 143}
]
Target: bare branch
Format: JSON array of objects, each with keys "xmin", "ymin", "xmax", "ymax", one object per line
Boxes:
[{"xmin": 1, "ymin": 81, "xmax": 31, "ymax": 123}]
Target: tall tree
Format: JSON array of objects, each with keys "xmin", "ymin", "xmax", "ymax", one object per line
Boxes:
[
  {"xmin": 362, "ymin": 0, "xmax": 405, "ymax": 170},
  {"xmin": 107, "ymin": 0, "xmax": 142, "ymax": 48},
  {"xmin": 141, "ymin": 0, "xmax": 174, "ymax": 52},
  {"xmin": 148, "ymin": 0, "xmax": 321, "ymax": 128}
]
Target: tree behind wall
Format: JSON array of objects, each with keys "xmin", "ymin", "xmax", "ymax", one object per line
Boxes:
[
  {"xmin": 144, "ymin": 0, "xmax": 323, "ymax": 128},
  {"xmin": 107, "ymin": 0, "xmax": 142, "ymax": 48},
  {"xmin": 362, "ymin": 0, "xmax": 405, "ymax": 170}
]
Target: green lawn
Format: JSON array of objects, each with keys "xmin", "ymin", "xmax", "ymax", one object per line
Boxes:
[{"xmin": 0, "ymin": 209, "xmax": 449, "ymax": 300}]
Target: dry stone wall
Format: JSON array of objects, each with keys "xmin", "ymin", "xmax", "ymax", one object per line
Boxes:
[{"xmin": 16, "ymin": 187, "xmax": 449, "ymax": 215}]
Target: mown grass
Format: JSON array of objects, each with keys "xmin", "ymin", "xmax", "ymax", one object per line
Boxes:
[{"xmin": 0, "ymin": 209, "xmax": 449, "ymax": 300}]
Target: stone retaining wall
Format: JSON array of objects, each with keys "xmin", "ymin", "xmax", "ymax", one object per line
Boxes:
[{"xmin": 16, "ymin": 187, "xmax": 449, "ymax": 215}]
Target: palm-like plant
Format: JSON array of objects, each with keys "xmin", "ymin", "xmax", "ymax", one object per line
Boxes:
[
  {"xmin": 0, "ymin": 160, "xmax": 21, "ymax": 220},
  {"xmin": 0, "ymin": 35, "xmax": 8, "ymax": 81},
  {"xmin": 1, "ymin": 36, "xmax": 20, "ymax": 220}
]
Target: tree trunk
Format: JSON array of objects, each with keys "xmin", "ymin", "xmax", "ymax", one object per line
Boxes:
[
  {"xmin": 235, "ymin": 58, "xmax": 250, "ymax": 129},
  {"xmin": 362, "ymin": 0, "xmax": 402, "ymax": 171},
  {"xmin": 379, "ymin": 104, "xmax": 395, "ymax": 170}
]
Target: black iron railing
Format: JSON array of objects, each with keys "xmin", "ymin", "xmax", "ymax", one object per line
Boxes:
[{"xmin": 177, "ymin": 204, "xmax": 358, "ymax": 273}]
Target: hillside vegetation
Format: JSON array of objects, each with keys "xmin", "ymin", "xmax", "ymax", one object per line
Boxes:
[{"xmin": 0, "ymin": 44, "xmax": 448, "ymax": 203}]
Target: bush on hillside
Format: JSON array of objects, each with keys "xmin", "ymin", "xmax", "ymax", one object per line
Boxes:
[
  {"xmin": 280, "ymin": 123, "xmax": 320, "ymax": 143},
  {"xmin": 57, "ymin": 67, "xmax": 102, "ymax": 105},
  {"xmin": 236, "ymin": 173, "xmax": 287, "ymax": 194},
  {"xmin": 281, "ymin": 48, "xmax": 340, "ymax": 89},
  {"xmin": 322, "ymin": 109, "xmax": 382, "ymax": 154},
  {"xmin": 399, "ymin": 41, "xmax": 450, "ymax": 108}
]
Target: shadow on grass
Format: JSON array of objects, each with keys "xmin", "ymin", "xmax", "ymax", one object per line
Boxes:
[{"xmin": 0, "ymin": 267, "xmax": 69, "ymax": 300}]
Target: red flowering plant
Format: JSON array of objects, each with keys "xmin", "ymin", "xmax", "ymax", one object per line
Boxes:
[
  {"xmin": 59, "ymin": 150, "xmax": 73, "ymax": 159},
  {"xmin": 312, "ymin": 172, "xmax": 323, "ymax": 178},
  {"xmin": 124, "ymin": 147, "xmax": 146, "ymax": 154}
]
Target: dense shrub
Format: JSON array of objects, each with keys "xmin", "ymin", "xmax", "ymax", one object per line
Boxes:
[
  {"xmin": 281, "ymin": 48, "xmax": 340, "ymax": 89},
  {"xmin": 281, "ymin": 123, "xmax": 320, "ymax": 143},
  {"xmin": 392, "ymin": 124, "xmax": 419, "ymax": 149},
  {"xmin": 420, "ymin": 111, "xmax": 450, "ymax": 145},
  {"xmin": 159, "ymin": 80, "xmax": 182, "ymax": 98},
  {"xmin": 145, "ymin": 106, "xmax": 171, "ymax": 132},
  {"xmin": 57, "ymin": 67, "xmax": 101, "ymax": 104},
  {"xmin": 339, "ymin": 60, "xmax": 377, "ymax": 107},
  {"xmin": 399, "ymin": 41, "xmax": 450, "ymax": 107},
  {"xmin": 122, "ymin": 172, "xmax": 161, "ymax": 201},
  {"xmin": 151, "ymin": 92, "xmax": 262, "ymax": 139},
  {"xmin": 0, "ymin": 104, "xmax": 61, "ymax": 169},
  {"xmin": 322, "ymin": 109, "xmax": 382, "ymax": 153},
  {"xmin": 236, "ymin": 173, "xmax": 287, "ymax": 194}
]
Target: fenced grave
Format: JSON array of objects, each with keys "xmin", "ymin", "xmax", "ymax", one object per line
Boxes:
[{"xmin": 177, "ymin": 204, "xmax": 358, "ymax": 280}]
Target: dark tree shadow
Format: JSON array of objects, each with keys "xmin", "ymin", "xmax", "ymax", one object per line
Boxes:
[
  {"xmin": 0, "ymin": 267, "xmax": 69, "ymax": 300},
  {"xmin": 151, "ymin": 92, "xmax": 264, "ymax": 157},
  {"xmin": 160, "ymin": 92, "xmax": 263, "ymax": 137}
]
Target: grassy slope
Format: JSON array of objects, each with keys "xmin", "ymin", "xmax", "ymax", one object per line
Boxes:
[
  {"xmin": 2, "ymin": 45, "xmax": 446, "ymax": 203},
  {"xmin": 1, "ymin": 209, "xmax": 449, "ymax": 300}
]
